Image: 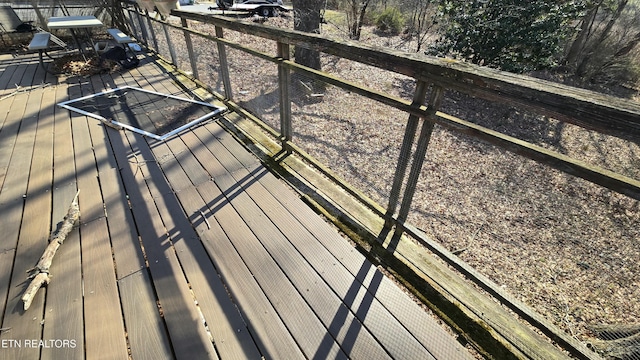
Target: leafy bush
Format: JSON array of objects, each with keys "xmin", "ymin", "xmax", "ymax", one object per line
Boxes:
[
  {"xmin": 375, "ymin": 7, "xmax": 404, "ymax": 35},
  {"xmin": 429, "ymin": 0, "xmax": 586, "ymax": 73}
]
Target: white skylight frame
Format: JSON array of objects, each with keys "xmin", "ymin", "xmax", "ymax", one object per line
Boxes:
[{"xmin": 58, "ymin": 86, "xmax": 227, "ymax": 141}]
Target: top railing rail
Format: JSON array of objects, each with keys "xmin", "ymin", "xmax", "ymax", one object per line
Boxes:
[{"xmin": 176, "ymin": 10, "xmax": 640, "ymax": 140}]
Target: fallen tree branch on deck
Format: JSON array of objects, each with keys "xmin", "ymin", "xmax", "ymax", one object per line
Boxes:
[
  {"xmin": 0, "ymin": 83, "xmax": 51, "ymax": 102},
  {"xmin": 22, "ymin": 190, "xmax": 80, "ymax": 311}
]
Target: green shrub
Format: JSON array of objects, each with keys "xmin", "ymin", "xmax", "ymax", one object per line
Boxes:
[
  {"xmin": 429, "ymin": 0, "xmax": 585, "ymax": 73},
  {"xmin": 375, "ymin": 7, "xmax": 404, "ymax": 35}
]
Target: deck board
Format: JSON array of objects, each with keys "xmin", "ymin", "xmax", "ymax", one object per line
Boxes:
[
  {"xmin": 122, "ymin": 129, "xmax": 263, "ymax": 359},
  {"xmin": 191, "ymin": 181, "xmax": 308, "ymax": 359},
  {"xmin": 0, "ymin": 51, "xmax": 474, "ymax": 360},
  {"xmin": 245, "ymin": 150, "xmax": 470, "ymax": 359},
  {"xmin": 0, "ymin": 90, "xmax": 31, "ymax": 251},
  {"xmin": 0, "ymin": 86, "xmax": 49, "ymax": 360},
  {"xmin": 108, "ymin": 128, "xmax": 219, "ymax": 359},
  {"xmin": 68, "ymin": 79, "xmax": 130, "ymax": 359},
  {"xmin": 192, "ymin": 122, "xmax": 462, "ymax": 357},
  {"xmin": 38, "ymin": 83, "xmax": 85, "ymax": 360},
  {"xmin": 101, "ymin": 131, "xmax": 175, "ymax": 360},
  {"xmin": 0, "ymin": 250, "xmax": 14, "ymax": 333},
  {"xmin": 190, "ymin": 128, "xmax": 418, "ymax": 358},
  {"xmin": 117, "ymin": 270, "xmax": 174, "ymax": 360}
]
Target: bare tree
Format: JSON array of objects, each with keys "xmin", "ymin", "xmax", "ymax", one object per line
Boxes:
[
  {"xmin": 344, "ymin": 0, "xmax": 372, "ymax": 40},
  {"xmin": 402, "ymin": 0, "xmax": 436, "ymax": 52},
  {"xmin": 575, "ymin": 0, "xmax": 630, "ymax": 76}
]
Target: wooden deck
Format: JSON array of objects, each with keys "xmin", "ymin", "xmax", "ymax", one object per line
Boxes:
[{"xmin": 0, "ymin": 51, "xmax": 473, "ymax": 359}]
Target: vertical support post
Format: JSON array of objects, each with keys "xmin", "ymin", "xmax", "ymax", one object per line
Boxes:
[
  {"xmin": 162, "ymin": 23, "xmax": 178, "ymax": 66},
  {"xmin": 385, "ymin": 80, "xmax": 430, "ymax": 228},
  {"xmin": 144, "ymin": 11, "xmax": 159, "ymax": 52},
  {"xmin": 277, "ymin": 42, "xmax": 292, "ymax": 150},
  {"xmin": 32, "ymin": 3, "xmax": 48, "ymax": 31},
  {"xmin": 393, "ymin": 85, "xmax": 444, "ymax": 239},
  {"xmin": 215, "ymin": 26, "xmax": 233, "ymax": 100},
  {"xmin": 181, "ymin": 18, "xmax": 199, "ymax": 80},
  {"xmin": 127, "ymin": 8, "xmax": 143, "ymax": 44}
]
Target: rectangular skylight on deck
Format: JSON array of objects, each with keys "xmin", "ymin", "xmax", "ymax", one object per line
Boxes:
[{"xmin": 58, "ymin": 86, "xmax": 226, "ymax": 140}]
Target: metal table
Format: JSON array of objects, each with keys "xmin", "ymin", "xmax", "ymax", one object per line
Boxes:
[{"xmin": 47, "ymin": 15, "xmax": 103, "ymax": 58}]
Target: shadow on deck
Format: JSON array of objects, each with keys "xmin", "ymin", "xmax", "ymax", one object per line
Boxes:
[{"xmin": 0, "ymin": 52, "xmax": 473, "ymax": 359}]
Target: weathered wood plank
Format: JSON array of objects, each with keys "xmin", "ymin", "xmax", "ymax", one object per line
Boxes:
[
  {"xmin": 97, "ymin": 137, "xmax": 173, "ymax": 359},
  {"xmin": 198, "ymin": 120, "xmax": 474, "ymax": 359},
  {"xmin": 216, "ymin": 169, "xmax": 398, "ymax": 359},
  {"xmin": 121, "ymin": 129, "xmax": 262, "ymax": 359},
  {"xmin": 253, "ymin": 163, "xmax": 474, "ymax": 360},
  {"xmin": 218, "ymin": 172, "xmax": 438, "ymax": 358},
  {"xmin": 192, "ymin": 181, "xmax": 307, "ymax": 359},
  {"xmin": 164, "ymin": 133, "xmax": 212, "ymax": 187},
  {"xmin": 0, "ymin": 64, "xmax": 21, "ymax": 97},
  {"xmin": 79, "ymin": 217, "xmax": 130, "ymax": 359},
  {"xmin": 40, "ymin": 228, "xmax": 84, "ymax": 360},
  {"xmin": 0, "ymin": 87, "xmax": 50, "ymax": 360},
  {"xmin": 85, "ymin": 72, "xmax": 148, "ymax": 279},
  {"xmin": 82, "ymin": 69, "xmax": 175, "ymax": 359},
  {"xmin": 0, "ymin": 64, "xmax": 27, "ymax": 98},
  {"xmin": 0, "ymin": 249, "xmax": 14, "ymax": 332},
  {"xmin": 0, "ymin": 93, "xmax": 32, "ymax": 330},
  {"xmin": 118, "ymin": 270, "xmax": 174, "ymax": 360},
  {"xmin": 40, "ymin": 207, "xmax": 83, "ymax": 360},
  {"xmin": 179, "ymin": 161, "xmax": 349, "ymax": 359},
  {"xmin": 39, "ymin": 84, "xmax": 84, "ymax": 360},
  {"xmin": 202, "ymin": 122, "xmax": 259, "ymax": 170},
  {"xmin": 149, "ymin": 186, "xmax": 262, "ymax": 358},
  {"xmin": 139, "ymin": 57, "xmax": 374, "ymax": 356},
  {"xmin": 0, "ymin": 92, "xmax": 30, "ymax": 243},
  {"xmin": 200, "ymin": 126, "xmax": 435, "ymax": 359},
  {"xmin": 67, "ymin": 84, "xmax": 129, "ymax": 359},
  {"xmin": 119, "ymin": 89, "xmax": 300, "ymax": 357},
  {"xmin": 66, "ymin": 81, "xmax": 106, "ymax": 224},
  {"xmin": 108, "ymin": 134, "xmax": 218, "ymax": 360}
]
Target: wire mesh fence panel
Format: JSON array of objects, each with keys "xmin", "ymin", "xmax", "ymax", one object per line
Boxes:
[
  {"xmin": 225, "ymin": 45, "xmax": 280, "ymax": 133},
  {"xmin": 184, "ymin": 20, "xmax": 224, "ymax": 96},
  {"xmin": 439, "ymin": 91, "xmax": 640, "ymax": 180},
  {"xmin": 405, "ymin": 118, "xmax": 640, "ymax": 354},
  {"xmin": 290, "ymin": 77, "xmax": 410, "ymax": 209},
  {"xmin": 150, "ymin": 21, "xmax": 173, "ymax": 65}
]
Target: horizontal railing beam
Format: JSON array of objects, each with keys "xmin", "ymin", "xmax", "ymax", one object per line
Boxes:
[{"xmin": 174, "ymin": 9, "xmax": 640, "ymax": 140}]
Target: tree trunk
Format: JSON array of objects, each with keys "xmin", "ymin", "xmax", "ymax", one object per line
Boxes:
[
  {"xmin": 292, "ymin": 0, "xmax": 322, "ymax": 70},
  {"xmin": 354, "ymin": 0, "xmax": 369, "ymax": 40}
]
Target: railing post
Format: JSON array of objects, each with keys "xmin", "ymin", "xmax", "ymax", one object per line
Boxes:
[
  {"xmin": 215, "ymin": 26, "xmax": 233, "ymax": 100},
  {"xmin": 385, "ymin": 80, "xmax": 429, "ymax": 228},
  {"xmin": 181, "ymin": 18, "xmax": 199, "ymax": 80},
  {"xmin": 127, "ymin": 8, "xmax": 145, "ymax": 46},
  {"xmin": 277, "ymin": 42, "xmax": 292, "ymax": 150},
  {"xmin": 393, "ymin": 85, "xmax": 444, "ymax": 239},
  {"xmin": 144, "ymin": 11, "xmax": 158, "ymax": 51},
  {"xmin": 162, "ymin": 22, "xmax": 178, "ymax": 66}
]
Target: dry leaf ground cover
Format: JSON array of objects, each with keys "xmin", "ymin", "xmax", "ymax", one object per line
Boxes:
[{"xmin": 155, "ymin": 12, "xmax": 639, "ymax": 354}]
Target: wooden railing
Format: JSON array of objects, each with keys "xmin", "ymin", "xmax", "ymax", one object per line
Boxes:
[{"xmin": 122, "ymin": 5, "xmax": 640, "ymax": 359}]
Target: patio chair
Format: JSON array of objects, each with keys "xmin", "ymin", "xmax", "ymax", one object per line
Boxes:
[{"xmin": 0, "ymin": 5, "xmax": 65, "ymax": 48}]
